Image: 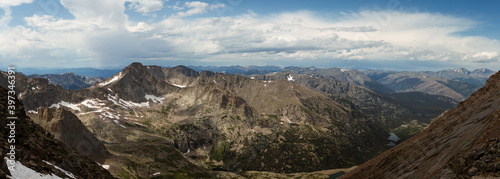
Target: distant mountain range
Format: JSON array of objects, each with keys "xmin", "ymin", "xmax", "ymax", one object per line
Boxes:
[
  {"xmin": 28, "ymin": 72, "xmax": 104, "ymax": 90},
  {"xmin": 19, "ymin": 67, "xmax": 121, "ymax": 78},
  {"xmin": 20, "ymin": 66, "xmax": 496, "ymax": 102},
  {"xmin": 364, "ymin": 68, "xmax": 496, "ymax": 101},
  {"xmin": 187, "ymin": 65, "xmax": 282, "ymax": 76}
]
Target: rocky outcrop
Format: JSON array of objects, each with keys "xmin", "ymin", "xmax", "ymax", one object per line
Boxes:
[
  {"xmin": 341, "ymin": 70, "xmax": 500, "ymax": 178},
  {"xmin": 28, "ymin": 107, "xmax": 110, "ymax": 163}
]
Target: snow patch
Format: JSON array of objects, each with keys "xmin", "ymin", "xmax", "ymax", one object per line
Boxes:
[
  {"xmin": 80, "ymin": 99, "xmax": 105, "ymax": 109},
  {"xmin": 43, "ymin": 160, "xmax": 76, "ymax": 179},
  {"xmin": 145, "ymin": 94, "xmax": 165, "ymax": 104},
  {"xmin": 95, "ymin": 162, "xmax": 109, "ymax": 170},
  {"xmin": 250, "ymin": 77, "xmax": 255, "ymax": 79},
  {"xmin": 113, "ymin": 120, "xmax": 127, "ymax": 128},
  {"xmin": 120, "ymin": 99, "xmax": 149, "ymax": 108},
  {"xmin": 50, "ymin": 101, "xmax": 81, "ymax": 111},
  {"xmin": 99, "ymin": 72, "xmax": 122, "ymax": 86},
  {"xmin": 78, "ymin": 109, "xmax": 103, "ymax": 115},
  {"xmin": 99, "ymin": 111, "xmax": 120, "ymax": 120},
  {"xmin": 341, "ymin": 69, "xmax": 349, "ymax": 72},
  {"xmin": 171, "ymin": 83, "xmax": 186, "ymax": 88},
  {"xmin": 287, "ymin": 74, "xmax": 294, "ymax": 81},
  {"xmin": 152, "ymin": 172, "xmax": 161, "ymax": 176},
  {"xmin": 107, "ymin": 94, "xmax": 149, "ymax": 109},
  {"xmin": 28, "ymin": 110, "xmax": 38, "ymax": 114},
  {"xmin": 133, "ymin": 122, "xmax": 147, "ymax": 127},
  {"xmin": 4, "ymin": 158, "xmax": 63, "ymax": 179},
  {"xmin": 107, "ymin": 88, "xmax": 113, "ymax": 93}
]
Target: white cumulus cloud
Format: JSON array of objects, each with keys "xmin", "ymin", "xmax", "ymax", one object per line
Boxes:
[
  {"xmin": 0, "ymin": 1, "xmax": 499, "ymax": 70},
  {"xmin": 127, "ymin": 0, "xmax": 165, "ymax": 14},
  {"xmin": 0, "ymin": 0, "xmax": 33, "ymax": 8},
  {"xmin": 176, "ymin": 1, "xmax": 225, "ymax": 17}
]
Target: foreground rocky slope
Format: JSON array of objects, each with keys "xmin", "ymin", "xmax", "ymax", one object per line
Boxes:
[
  {"xmin": 0, "ymin": 86, "xmax": 114, "ymax": 178},
  {"xmin": 341, "ymin": 70, "xmax": 500, "ymax": 178},
  {"xmin": 27, "ymin": 107, "xmax": 110, "ymax": 163}
]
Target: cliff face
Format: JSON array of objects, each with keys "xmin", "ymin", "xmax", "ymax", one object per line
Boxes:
[
  {"xmin": 341, "ymin": 70, "xmax": 500, "ymax": 179},
  {"xmin": 0, "ymin": 86, "xmax": 114, "ymax": 178},
  {"xmin": 28, "ymin": 107, "xmax": 110, "ymax": 163}
]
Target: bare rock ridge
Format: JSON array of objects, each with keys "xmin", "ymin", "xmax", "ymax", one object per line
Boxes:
[
  {"xmin": 28, "ymin": 107, "xmax": 110, "ymax": 163},
  {"xmin": 341, "ymin": 70, "xmax": 500, "ymax": 178},
  {"xmin": 0, "ymin": 86, "xmax": 114, "ymax": 178}
]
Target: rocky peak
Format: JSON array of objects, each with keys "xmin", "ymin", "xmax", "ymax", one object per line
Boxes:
[
  {"xmin": 447, "ymin": 67, "xmax": 471, "ymax": 74},
  {"xmin": 123, "ymin": 62, "xmax": 148, "ymax": 76},
  {"xmin": 472, "ymin": 68, "xmax": 495, "ymax": 78}
]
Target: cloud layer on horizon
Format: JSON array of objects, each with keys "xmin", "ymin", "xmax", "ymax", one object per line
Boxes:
[{"xmin": 0, "ymin": 0, "xmax": 499, "ymax": 70}]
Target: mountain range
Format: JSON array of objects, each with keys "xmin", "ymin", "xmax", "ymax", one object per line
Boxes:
[
  {"xmin": 20, "ymin": 66, "xmax": 495, "ymax": 103},
  {"xmin": 364, "ymin": 68, "xmax": 496, "ymax": 101},
  {"xmin": 28, "ymin": 72, "xmax": 104, "ymax": 90},
  {"xmin": 2, "ymin": 63, "xmax": 498, "ymax": 178},
  {"xmin": 2, "ymin": 63, "xmax": 391, "ymax": 177}
]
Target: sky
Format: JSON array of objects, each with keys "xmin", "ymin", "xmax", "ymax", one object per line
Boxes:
[{"xmin": 0, "ymin": 0, "xmax": 499, "ymax": 71}]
